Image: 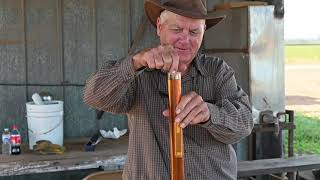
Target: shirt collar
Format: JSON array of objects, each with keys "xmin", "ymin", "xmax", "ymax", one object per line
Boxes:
[
  {"xmin": 157, "ymin": 53, "xmax": 209, "ymax": 96},
  {"xmin": 157, "ymin": 53, "xmax": 209, "ymax": 78},
  {"xmin": 192, "ymin": 53, "xmax": 209, "ymax": 77}
]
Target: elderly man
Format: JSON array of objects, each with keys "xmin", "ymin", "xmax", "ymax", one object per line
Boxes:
[{"xmin": 83, "ymin": 0, "xmax": 253, "ymax": 179}]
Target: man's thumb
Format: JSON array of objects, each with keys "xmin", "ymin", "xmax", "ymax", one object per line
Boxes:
[{"xmin": 162, "ymin": 109, "xmax": 170, "ymax": 117}]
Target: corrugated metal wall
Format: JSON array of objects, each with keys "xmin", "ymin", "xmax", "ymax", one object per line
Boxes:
[
  {"xmin": 0, "ymin": 0, "xmax": 253, "ymax": 142},
  {"xmin": 0, "ymin": 0, "xmax": 154, "ymax": 142},
  {"xmin": 0, "ymin": 1, "xmax": 285, "ymax": 179}
]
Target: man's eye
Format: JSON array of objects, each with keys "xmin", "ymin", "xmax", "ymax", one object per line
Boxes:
[
  {"xmin": 171, "ymin": 28, "xmax": 181, "ymax": 32},
  {"xmin": 190, "ymin": 31, "xmax": 199, "ymax": 35}
]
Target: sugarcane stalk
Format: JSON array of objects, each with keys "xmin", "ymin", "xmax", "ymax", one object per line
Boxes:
[{"xmin": 167, "ymin": 71, "xmax": 184, "ymax": 180}]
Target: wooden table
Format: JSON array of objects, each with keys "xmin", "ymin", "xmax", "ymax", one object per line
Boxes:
[
  {"xmin": 1, "ymin": 135, "xmax": 320, "ymax": 179},
  {"xmin": 0, "ymin": 136, "xmax": 128, "ymax": 177}
]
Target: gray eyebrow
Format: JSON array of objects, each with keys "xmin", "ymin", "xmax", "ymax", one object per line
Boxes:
[{"xmin": 190, "ymin": 28, "xmax": 200, "ymax": 31}]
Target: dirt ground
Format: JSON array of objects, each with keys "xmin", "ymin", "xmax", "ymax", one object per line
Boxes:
[{"xmin": 285, "ymin": 64, "xmax": 320, "ymax": 116}]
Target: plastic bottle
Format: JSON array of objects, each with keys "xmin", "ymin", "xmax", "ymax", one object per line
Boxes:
[
  {"xmin": 10, "ymin": 125, "xmax": 21, "ymax": 155},
  {"xmin": 1, "ymin": 128, "xmax": 11, "ymax": 155},
  {"xmin": 32, "ymin": 93, "xmax": 44, "ymax": 105}
]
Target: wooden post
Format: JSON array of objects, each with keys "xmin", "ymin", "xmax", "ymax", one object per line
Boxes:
[{"xmin": 168, "ymin": 72, "xmax": 184, "ymax": 180}]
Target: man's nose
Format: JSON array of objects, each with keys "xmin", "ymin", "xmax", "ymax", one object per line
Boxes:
[{"xmin": 178, "ymin": 30, "xmax": 190, "ymax": 43}]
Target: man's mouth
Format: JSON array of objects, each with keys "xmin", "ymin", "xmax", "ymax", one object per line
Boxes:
[{"xmin": 175, "ymin": 47, "xmax": 190, "ymax": 51}]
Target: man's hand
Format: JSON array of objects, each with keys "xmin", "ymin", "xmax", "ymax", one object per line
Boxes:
[
  {"xmin": 132, "ymin": 45, "xmax": 183, "ymax": 73},
  {"xmin": 163, "ymin": 91, "xmax": 210, "ymax": 128}
]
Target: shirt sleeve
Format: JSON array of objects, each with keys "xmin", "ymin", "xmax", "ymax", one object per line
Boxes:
[
  {"xmin": 199, "ymin": 60, "xmax": 253, "ymax": 145},
  {"xmin": 83, "ymin": 55, "xmax": 143, "ymax": 114}
]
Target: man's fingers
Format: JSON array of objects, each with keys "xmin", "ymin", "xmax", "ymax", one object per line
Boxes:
[
  {"xmin": 145, "ymin": 52, "xmax": 156, "ymax": 69},
  {"xmin": 189, "ymin": 112, "xmax": 208, "ymax": 125},
  {"xmin": 161, "ymin": 45, "xmax": 174, "ymax": 71},
  {"xmin": 180, "ymin": 63, "xmax": 188, "ymax": 72},
  {"xmin": 175, "ymin": 92, "xmax": 203, "ymax": 125},
  {"xmin": 175, "ymin": 92, "xmax": 197, "ymax": 116},
  {"xmin": 153, "ymin": 50, "xmax": 164, "ymax": 69},
  {"xmin": 144, "ymin": 45, "xmax": 179, "ymax": 72},
  {"xmin": 170, "ymin": 50, "xmax": 179, "ymax": 72},
  {"xmin": 162, "ymin": 109, "xmax": 170, "ymax": 117},
  {"xmin": 189, "ymin": 103, "xmax": 210, "ymax": 125},
  {"xmin": 136, "ymin": 45, "xmax": 181, "ymax": 72},
  {"xmin": 179, "ymin": 106, "xmax": 202, "ymax": 128},
  {"xmin": 162, "ymin": 54, "xmax": 172, "ymax": 72}
]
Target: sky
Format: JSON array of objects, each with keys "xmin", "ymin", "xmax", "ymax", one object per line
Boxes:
[{"xmin": 285, "ymin": 0, "xmax": 320, "ymax": 40}]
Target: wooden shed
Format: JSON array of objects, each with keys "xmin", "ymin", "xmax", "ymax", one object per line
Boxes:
[{"xmin": 5, "ymin": 1, "xmax": 319, "ymax": 180}]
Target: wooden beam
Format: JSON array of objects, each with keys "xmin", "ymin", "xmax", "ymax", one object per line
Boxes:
[
  {"xmin": 252, "ymin": 122, "xmax": 295, "ymax": 133},
  {"xmin": 1, "ymin": 136, "xmax": 320, "ymax": 178},
  {"xmin": 238, "ymin": 155, "xmax": 320, "ymax": 177}
]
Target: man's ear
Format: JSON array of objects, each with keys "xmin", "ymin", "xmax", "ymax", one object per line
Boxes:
[{"xmin": 156, "ymin": 17, "xmax": 161, "ymax": 36}]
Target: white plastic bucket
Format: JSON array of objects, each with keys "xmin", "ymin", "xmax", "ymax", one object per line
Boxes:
[{"xmin": 26, "ymin": 101, "xmax": 64, "ymax": 150}]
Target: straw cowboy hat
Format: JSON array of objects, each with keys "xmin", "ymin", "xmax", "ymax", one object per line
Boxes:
[{"xmin": 144, "ymin": 0, "xmax": 225, "ymax": 30}]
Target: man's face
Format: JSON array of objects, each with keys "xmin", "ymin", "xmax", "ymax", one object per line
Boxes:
[{"xmin": 157, "ymin": 13, "xmax": 205, "ymax": 66}]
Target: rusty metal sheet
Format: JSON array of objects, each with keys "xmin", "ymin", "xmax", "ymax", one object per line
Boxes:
[
  {"xmin": 206, "ymin": 6, "xmax": 284, "ymax": 118},
  {"xmin": 0, "ymin": 0, "xmax": 26, "ymax": 83},
  {"xmin": 212, "ymin": 6, "xmax": 284, "ymax": 161},
  {"xmin": 26, "ymin": 0, "xmax": 62, "ymax": 84},
  {"xmin": 96, "ymin": 0, "xmax": 129, "ymax": 66},
  {"xmin": 0, "ymin": 86, "xmax": 27, "ymax": 142},
  {"xmin": 63, "ymin": 0, "xmax": 96, "ymax": 85},
  {"xmin": 249, "ymin": 6, "xmax": 285, "ymax": 114},
  {"xmin": 204, "ymin": 7, "xmax": 248, "ymax": 50},
  {"xmin": 64, "ymin": 86, "xmax": 96, "ymax": 138}
]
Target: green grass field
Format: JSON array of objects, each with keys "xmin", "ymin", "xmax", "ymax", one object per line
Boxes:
[
  {"xmin": 285, "ymin": 113, "xmax": 320, "ymax": 155},
  {"xmin": 285, "ymin": 45, "xmax": 320, "ymax": 154},
  {"xmin": 285, "ymin": 45, "xmax": 320, "ymax": 64}
]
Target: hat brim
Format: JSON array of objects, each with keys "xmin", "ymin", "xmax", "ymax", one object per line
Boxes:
[{"xmin": 144, "ymin": 1, "xmax": 225, "ymax": 30}]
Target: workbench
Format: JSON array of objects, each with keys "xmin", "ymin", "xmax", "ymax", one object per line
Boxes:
[
  {"xmin": 1, "ymin": 135, "xmax": 320, "ymax": 179},
  {"xmin": 0, "ymin": 136, "xmax": 128, "ymax": 177}
]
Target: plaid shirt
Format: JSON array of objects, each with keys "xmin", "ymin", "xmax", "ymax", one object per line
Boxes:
[{"xmin": 83, "ymin": 53, "xmax": 253, "ymax": 180}]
